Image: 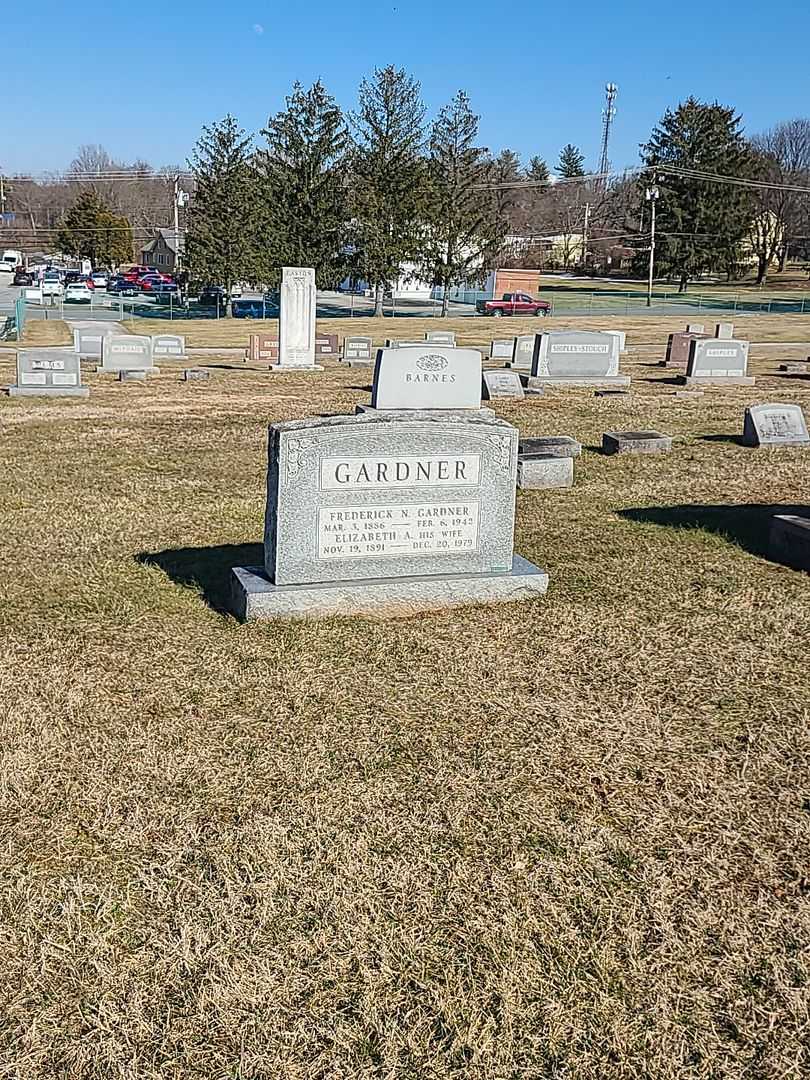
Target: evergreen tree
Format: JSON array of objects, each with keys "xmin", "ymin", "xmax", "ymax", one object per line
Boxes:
[
  {"xmin": 56, "ymin": 191, "xmax": 132, "ymax": 267},
  {"xmin": 641, "ymin": 98, "xmax": 755, "ymax": 290},
  {"xmin": 421, "ymin": 91, "xmax": 506, "ymax": 317},
  {"xmin": 527, "ymin": 155, "xmax": 550, "ymax": 185},
  {"xmin": 490, "ymin": 149, "xmax": 524, "ymax": 227},
  {"xmin": 256, "ymin": 81, "xmax": 349, "ymax": 289},
  {"xmin": 349, "ymin": 66, "xmax": 430, "ymax": 317},
  {"xmin": 185, "ymin": 115, "xmax": 257, "ymax": 313},
  {"xmin": 557, "ymin": 144, "xmax": 586, "ymax": 178}
]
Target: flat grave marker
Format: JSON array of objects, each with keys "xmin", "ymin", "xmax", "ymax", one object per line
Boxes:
[
  {"xmin": 482, "ymin": 369, "xmax": 525, "ymax": 400},
  {"xmin": 742, "ymin": 403, "xmax": 810, "ymax": 447},
  {"xmin": 602, "ymin": 430, "xmax": 672, "ymax": 454}
]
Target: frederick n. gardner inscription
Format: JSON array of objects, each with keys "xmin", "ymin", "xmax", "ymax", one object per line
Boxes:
[
  {"xmin": 320, "ymin": 454, "xmax": 481, "ymax": 489},
  {"xmin": 318, "ymin": 502, "xmax": 480, "ymax": 559}
]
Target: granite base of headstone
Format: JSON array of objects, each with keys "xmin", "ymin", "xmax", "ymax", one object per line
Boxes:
[
  {"xmin": 182, "ymin": 369, "xmax": 210, "ymax": 381},
  {"xmin": 118, "ymin": 369, "xmax": 148, "ymax": 382},
  {"xmin": 229, "ymin": 411, "xmax": 549, "ymax": 621},
  {"xmin": 742, "ymin": 403, "xmax": 810, "ymax": 447},
  {"xmin": 602, "ymin": 430, "xmax": 672, "ymax": 455},
  {"xmin": 517, "ymin": 455, "xmax": 574, "ymax": 490},
  {"xmin": 7, "ymin": 348, "xmax": 90, "ymax": 398},
  {"xmin": 674, "ymin": 390, "xmax": 704, "ymax": 400},
  {"xmin": 769, "ymin": 515, "xmax": 810, "ymax": 572}
]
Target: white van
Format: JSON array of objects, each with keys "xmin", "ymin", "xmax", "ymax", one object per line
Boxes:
[{"xmin": 0, "ymin": 250, "xmax": 23, "ymax": 275}]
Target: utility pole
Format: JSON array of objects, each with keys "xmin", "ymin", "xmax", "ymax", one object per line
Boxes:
[
  {"xmin": 582, "ymin": 202, "xmax": 590, "ymax": 270},
  {"xmin": 646, "ymin": 185, "xmax": 659, "ymax": 307}
]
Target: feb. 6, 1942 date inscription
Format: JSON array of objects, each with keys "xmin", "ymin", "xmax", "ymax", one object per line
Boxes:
[{"xmin": 317, "ymin": 503, "xmax": 480, "ymax": 559}]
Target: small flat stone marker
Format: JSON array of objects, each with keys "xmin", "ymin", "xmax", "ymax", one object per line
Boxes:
[
  {"xmin": 779, "ymin": 362, "xmax": 808, "ymax": 374},
  {"xmin": 118, "ymin": 369, "xmax": 148, "ymax": 382},
  {"xmin": 674, "ymin": 390, "xmax": 704, "ymax": 399},
  {"xmin": 518, "ymin": 436, "xmax": 581, "ymax": 458},
  {"xmin": 182, "ymin": 369, "xmax": 210, "ymax": 381},
  {"xmin": 482, "ymin": 369, "xmax": 524, "ymax": 400},
  {"xmin": 742, "ymin": 403, "xmax": 810, "ymax": 447},
  {"xmin": 594, "ymin": 389, "xmax": 630, "ymax": 398},
  {"xmin": 602, "ymin": 430, "xmax": 672, "ymax": 455}
]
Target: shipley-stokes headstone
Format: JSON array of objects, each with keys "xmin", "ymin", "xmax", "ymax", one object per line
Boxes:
[
  {"xmin": 482, "ymin": 369, "xmax": 525, "ymax": 400},
  {"xmin": 742, "ymin": 403, "xmax": 810, "ymax": 447},
  {"xmin": 529, "ymin": 330, "xmax": 629, "ymax": 389},
  {"xmin": 315, "ymin": 333, "xmax": 339, "ymax": 359},
  {"xmin": 8, "ymin": 348, "xmax": 89, "ymax": 398},
  {"xmin": 425, "ymin": 330, "xmax": 456, "ymax": 345},
  {"xmin": 99, "ymin": 334, "xmax": 158, "ymax": 374},
  {"xmin": 249, "ymin": 333, "xmax": 279, "ymax": 363},
  {"xmin": 273, "ymin": 266, "xmax": 320, "ymax": 371},
  {"xmin": 680, "ymin": 339, "xmax": 754, "ymax": 386},
  {"xmin": 363, "ymin": 347, "xmax": 483, "ymax": 412},
  {"xmin": 342, "ymin": 336, "xmax": 374, "ymax": 364},
  {"xmin": 151, "ymin": 334, "xmax": 186, "ymax": 360},
  {"xmin": 490, "ymin": 338, "xmax": 514, "ymax": 360},
  {"xmin": 229, "ymin": 412, "xmax": 549, "ymax": 620},
  {"xmin": 73, "ymin": 324, "xmax": 114, "ymax": 360}
]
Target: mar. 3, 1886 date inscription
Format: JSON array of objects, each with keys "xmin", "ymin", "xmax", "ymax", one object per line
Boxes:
[{"xmin": 318, "ymin": 502, "xmax": 479, "ymax": 559}]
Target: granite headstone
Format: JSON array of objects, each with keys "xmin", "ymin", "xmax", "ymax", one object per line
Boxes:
[
  {"xmin": 490, "ymin": 338, "xmax": 514, "ymax": 360},
  {"xmin": 100, "ymin": 334, "xmax": 157, "ymax": 374},
  {"xmin": 8, "ymin": 348, "xmax": 89, "ymax": 398},
  {"xmin": 151, "ymin": 334, "xmax": 186, "ymax": 360},
  {"xmin": 482, "ymin": 369, "xmax": 525, "ymax": 400},
  {"xmin": 742, "ymin": 403, "xmax": 810, "ymax": 446},
  {"xmin": 425, "ymin": 330, "xmax": 457, "ymax": 345},
  {"xmin": 369, "ymin": 347, "xmax": 483, "ymax": 411},
  {"xmin": 682, "ymin": 339, "xmax": 753, "ymax": 385},
  {"xmin": 529, "ymin": 330, "xmax": 629, "ymax": 388},
  {"xmin": 342, "ymin": 336, "xmax": 374, "ymax": 364}
]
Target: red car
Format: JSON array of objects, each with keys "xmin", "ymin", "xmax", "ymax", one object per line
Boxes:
[
  {"xmin": 137, "ymin": 272, "xmax": 173, "ymax": 291},
  {"xmin": 476, "ymin": 292, "xmax": 551, "ymax": 317}
]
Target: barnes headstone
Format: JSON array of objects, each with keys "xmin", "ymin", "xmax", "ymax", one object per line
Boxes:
[{"xmin": 368, "ymin": 347, "xmax": 483, "ymax": 411}]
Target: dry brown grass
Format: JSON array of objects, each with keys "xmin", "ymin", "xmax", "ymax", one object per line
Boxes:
[
  {"xmin": 118, "ymin": 312, "xmax": 810, "ymax": 349},
  {"xmin": 0, "ymin": 343, "xmax": 808, "ymax": 1078},
  {"xmin": 20, "ymin": 318, "xmax": 73, "ymax": 347}
]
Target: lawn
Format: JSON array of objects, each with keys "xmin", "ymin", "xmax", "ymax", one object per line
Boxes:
[{"xmin": 1, "ymin": 335, "xmax": 808, "ymax": 1077}]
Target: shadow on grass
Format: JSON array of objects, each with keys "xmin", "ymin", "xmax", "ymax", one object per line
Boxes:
[
  {"xmin": 619, "ymin": 503, "xmax": 808, "ymax": 558},
  {"xmin": 137, "ymin": 543, "xmax": 263, "ymax": 613},
  {"xmin": 698, "ymin": 434, "xmax": 745, "ymax": 446}
]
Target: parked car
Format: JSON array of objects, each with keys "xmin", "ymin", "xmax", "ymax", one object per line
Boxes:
[
  {"xmin": 150, "ymin": 281, "xmax": 181, "ymax": 301},
  {"xmin": 64, "ymin": 282, "xmax": 93, "ymax": 303},
  {"xmin": 475, "ymin": 292, "xmax": 551, "ymax": 317},
  {"xmin": 197, "ymin": 286, "xmax": 227, "ymax": 308},
  {"xmin": 108, "ymin": 278, "xmax": 140, "ymax": 296},
  {"xmin": 231, "ymin": 298, "xmax": 267, "ymax": 318},
  {"xmin": 13, "ymin": 268, "xmax": 33, "ymax": 287},
  {"xmin": 91, "ymin": 271, "xmax": 108, "ymax": 289},
  {"xmin": 64, "ymin": 270, "xmax": 84, "ymax": 286},
  {"xmin": 41, "ymin": 273, "xmax": 64, "ymax": 298}
]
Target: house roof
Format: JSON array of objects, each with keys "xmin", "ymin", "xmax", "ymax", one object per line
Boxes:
[{"xmin": 141, "ymin": 228, "xmax": 185, "ymax": 255}]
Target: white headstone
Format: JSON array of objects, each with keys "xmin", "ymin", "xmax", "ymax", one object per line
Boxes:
[
  {"xmin": 425, "ymin": 330, "xmax": 456, "ymax": 345},
  {"xmin": 9, "ymin": 348, "xmax": 89, "ymax": 398},
  {"xmin": 510, "ymin": 335, "xmax": 535, "ymax": 369},
  {"xmin": 151, "ymin": 334, "xmax": 186, "ymax": 359},
  {"xmin": 482, "ymin": 369, "xmax": 525, "ymax": 400},
  {"xmin": 490, "ymin": 339, "xmax": 514, "ymax": 360},
  {"xmin": 275, "ymin": 267, "xmax": 319, "ymax": 370},
  {"xmin": 100, "ymin": 335, "xmax": 156, "ymax": 373},
  {"xmin": 370, "ymin": 347, "xmax": 482, "ymax": 410},
  {"xmin": 715, "ymin": 322, "xmax": 734, "ymax": 340},
  {"xmin": 742, "ymin": 403, "xmax": 810, "ymax": 446}
]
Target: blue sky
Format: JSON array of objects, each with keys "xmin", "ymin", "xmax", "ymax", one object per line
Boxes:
[{"xmin": 5, "ymin": 1, "xmax": 808, "ymax": 174}]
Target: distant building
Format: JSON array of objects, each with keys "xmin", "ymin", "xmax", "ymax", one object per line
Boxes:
[{"xmin": 140, "ymin": 228, "xmax": 184, "ymax": 272}]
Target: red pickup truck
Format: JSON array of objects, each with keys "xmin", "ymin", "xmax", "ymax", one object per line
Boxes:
[{"xmin": 476, "ymin": 292, "xmax": 551, "ymax": 317}]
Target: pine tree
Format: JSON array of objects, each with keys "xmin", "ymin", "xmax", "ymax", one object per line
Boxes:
[
  {"xmin": 641, "ymin": 98, "xmax": 755, "ymax": 290},
  {"xmin": 557, "ymin": 144, "xmax": 586, "ymax": 178},
  {"xmin": 490, "ymin": 149, "xmax": 524, "ymax": 227},
  {"xmin": 421, "ymin": 91, "xmax": 506, "ymax": 317},
  {"xmin": 56, "ymin": 191, "xmax": 132, "ymax": 267},
  {"xmin": 348, "ymin": 66, "xmax": 430, "ymax": 317},
  {"xmin": 185, "ymin": 116, "xmax": 257, "ymax": 313},
  {"xmin": 527, "ymin": 156, "xmax": 550, "ymax": 185},
  {"xmin": 256, "ymin": 81, "xmax": 349, "ymax": 289}
]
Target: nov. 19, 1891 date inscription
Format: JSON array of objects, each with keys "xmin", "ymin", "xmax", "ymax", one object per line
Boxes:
[{"xmin": 318, "ymin": 502, "xmax": 480, "ymax": 559}]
